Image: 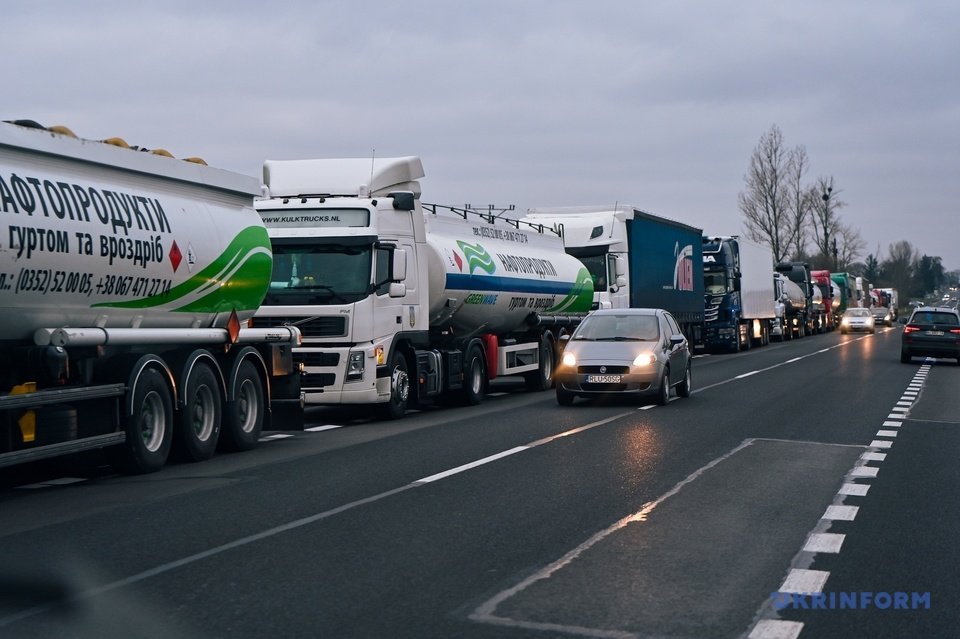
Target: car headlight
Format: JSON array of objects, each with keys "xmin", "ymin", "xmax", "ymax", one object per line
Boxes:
[
  {"xmin": 562, "ymin": 352, "xmax": 577, "ymax": 367},
  {"xmin": 632, "ymin": 353, "xmax": 657, "ymax": 367}
]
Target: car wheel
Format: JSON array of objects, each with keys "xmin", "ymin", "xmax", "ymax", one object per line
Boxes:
[
  {"xmin": 677, "ymin": 363, "xmax": 692, "ymax": 398},
  {"xmin": 556, "ymin": 385, "xmax": 574, "ymax": 406},
  {"xmin": 655, "ymin": 369, "xmax": 670, "ymax": 406},
  {"xmin": 900, "ymin": 350, "xmax": 911, "ymax": 363}
]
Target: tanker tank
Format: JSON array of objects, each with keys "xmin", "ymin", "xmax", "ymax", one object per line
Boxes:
[
  {"xmin": 0, "ymin": 121, "xmax": 271, "ymax": 343},
  {"xmin": 422, "ymin": 210, "xmax": 594, "ymax": 336}
]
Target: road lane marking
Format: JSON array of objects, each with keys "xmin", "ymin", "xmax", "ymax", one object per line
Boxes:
[
  {"xmin": 735, "ymin": 370, "xmax": 760, "ymax": 379},
  {"xmin": 749, "ymin": 620, "xmax": 804, "ymax": 639},
  {"xmin": 803, "ymin": 533, "xmax": 845, "ymax": 554},
  {"xmin": 823, "ymin": 505, "xmax": 858, "ymax": 520},
  {"xmin": 779, "ymin": 568, "xmax": 830, "ymax": 593},
  {"xmin": 838, "ymin": 483, "xmax": 870, "ymax": 496},
  {"xmin": 881, "ymin": 421, "xmax": 902, "ymax": 427},
  {"xmin": 876, "ymin": 430, "xmax": 898, "ymax": 437},
  {"xmin": 869, "ymin": 439, "xmax": 892, "ymax": 448},
  {"xmin": 258, "ymin": 433, "xmax": 294, "ymax": 441},
  {"xmin": 860, "ymin": 452, "xmax": 886, "ymax": 462},
  {"xmin": 413, "ymin": 446, "xmax": 529, "ymax": 484},
  {"xmin": 849, "ymin": 466, "xmax": 879, "ymax": 478},
  {"xmin": 305, "ymin": 425, "xmax": 344, "ymax": 432}
]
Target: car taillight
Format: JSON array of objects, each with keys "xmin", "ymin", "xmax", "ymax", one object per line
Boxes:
[
  {"xmin": 950, "ymin": 329, "xmax": 960, "ymax": 335},
  {"xmin": 903, "ymin": 326, "xmax": 920, "ymax": 333}
]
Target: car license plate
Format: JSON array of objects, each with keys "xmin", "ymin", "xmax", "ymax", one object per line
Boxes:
[
  {"xmin": 586, "ymin": 374, "xmax": 622, "ymax": 383},
  {"xmin": 927, "ymin": 330, "xmax": 944, "ymax": 336}
]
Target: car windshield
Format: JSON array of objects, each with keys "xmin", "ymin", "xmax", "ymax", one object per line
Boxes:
[
  {"xmin": 912, "ymin": 312, "xmax": 959, "ymax": 325},
  {"xmin": 574, "ymin": 314, "xmax": 660, "ymax": 341},
  {"xmin": 846, "ymin": 309, "xmax": 870, "ymax": 317}
]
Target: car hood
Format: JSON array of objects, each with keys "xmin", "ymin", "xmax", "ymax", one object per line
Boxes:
[{"xmin": 566, "ymin": 340, "xmax": 659, "ymax": 362}]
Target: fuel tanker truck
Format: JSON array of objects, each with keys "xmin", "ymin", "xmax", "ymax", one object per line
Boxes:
[
  {"xmin": 0, "ymin": 120, "xmax": 302, "ymax": 474},
  {"xmin": 251, "ymin": 156, "xmax": 593, "ymax": 418}
]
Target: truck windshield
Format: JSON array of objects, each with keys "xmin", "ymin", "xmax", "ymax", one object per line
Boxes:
[
  {"xmin": 262, "ymin": 243, "xmax": 372, "ymax": 305},
  {"xmin": 704, "ymin": 272, "xmax": 728, "ymax": 295},
  {"xmin": 570, "ymin": 254, "xmax": 607, "ymax": 291}
]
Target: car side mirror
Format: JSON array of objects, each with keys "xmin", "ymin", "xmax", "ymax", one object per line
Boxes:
[{"xmin": 670, "ymin": 335, "xmax": 685, "ymax": 346}]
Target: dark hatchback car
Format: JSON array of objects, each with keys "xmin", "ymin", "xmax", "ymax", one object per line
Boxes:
[{"xmin": 901, "ymin": 306, "xmax": 960, "ymax": 364}]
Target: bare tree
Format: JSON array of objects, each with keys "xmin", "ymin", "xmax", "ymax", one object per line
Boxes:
[
  {"xmin": 739, "ymin": 125, "xmax": 793, "ymax": 262},
  {"xmin": 836, "ymin": 222, "xmax": 866, "ymax": 269},
  {"xmin": 785, "ymin": 145, "xmax": 811, "ymax": 259},
  {"xmin": 808, "ymin": 175, "xmax": 846, "ymax": 268}
]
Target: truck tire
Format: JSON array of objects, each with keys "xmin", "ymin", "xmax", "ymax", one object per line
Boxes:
[
  {"xmin": 175, "ymin": 360, "xmax": 222, "ymax": 462},
  {"xmin": 35, "ymin": 405, "xmax": 79, "ymax": 445},
  {"xmin": 461, "ymin": 345, "xmax": 486, "ymax": 406},
  {"xmin": 655, "ymin": 368, "xmax": 671, "ymax": 406},
  {"xmin": 677, "ymin": 363, "xmax": 692, "ymax": 398},
  {"xmin": 111, "ymin": 367, "xmax": 173, "ymax": 474},
  {"xmin": 220, "ymin": 359, "xmax": 264, "ymax": 451},
  {"xmin": 379, "ymin": 351, "xmax": 410, "ymax": 420},
  {"xmin": 524, "ymin": 334, "xmax": 554, "ymax": 392}
]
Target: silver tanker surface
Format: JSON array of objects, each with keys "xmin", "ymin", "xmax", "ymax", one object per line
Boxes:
[
  {"xmin": 423, "ymin": 213, "xmax": 593, "ymax": 335},
  {"xmin": 0, "ymin": 123, "xmax": 271, "ymax": 342}
]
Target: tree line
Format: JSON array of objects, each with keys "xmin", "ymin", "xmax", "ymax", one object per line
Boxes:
[{"xmin": 738, "ymin": 124, "xmax": 957, "ymax": 300}]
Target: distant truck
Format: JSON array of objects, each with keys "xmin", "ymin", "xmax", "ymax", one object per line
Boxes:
[
  {"xmin": 522, "ymin": 206, "xmax": 704, "ymax": 341},
  {"xmin": 775, "ymin": 262, "xmax": 816, "ymax": 336},
  {"xmin": 701, "ymin": 236, "xmax": 776, "ymax": 351},
  {"xmin": 772, "ymin": 272, "xmax": 808, "ymax": 341},
  {"xmin": 252, "ymin": 157, "xmax": 593, "ymax": 419},
  {"xmin": 830, "ymin": 272, "xmax": 858, "ymax": 324},
  {"xmin": 876, "ymin": 287, "xmax": 899, "ymax": 319},
  {"xmin": 0, "ymin": 120, "xmax": 302, "ymax": 474},
  {"xmin": 810, "ymin": 270, "xmax": 836, "ymax": 331}
]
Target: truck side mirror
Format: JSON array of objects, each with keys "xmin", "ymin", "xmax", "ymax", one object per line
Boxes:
[
  {"xmin": 614, "ymin": 256, "xmax": 626, "ymax": 278},
  {"xmin": 615, "ymin": 275, "xmax": 627, "ymax": 289},
  {"xmin": 389, "ymin": 191, "xmax": 416, "ymax": 211},
  {"xmin": 388, "ymin": 282, "xmax": 406, "ymax": 298},
  {"xmin": 392, "ymin": 249, "xmax": 407, "ymax": 281}
]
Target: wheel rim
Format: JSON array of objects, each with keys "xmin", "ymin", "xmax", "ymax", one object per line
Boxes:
[
  {"xmin": 469, "ymin": 359, "xmax": 483, "ymax": 395},
  {"xmin": 392, "ymin": 366, "xmax": 409, "ymax": 403},
  {"xmin": 190, "ymin": 383, "xmax": 217, "ymax": 442},
  {"xmin": 541, "ymin": 346, "xmax": 553, "ymax": 384},
  {"xmin": 237, "ymin": 378, "xmax": 260, "ymax": 434},
  {"xmin": 140, "ymin": 390, "xmax": 166, "ymax": 452},
  {"xmin": 685, "ymin": 367, "xmax": 691, "ymax": 390}
]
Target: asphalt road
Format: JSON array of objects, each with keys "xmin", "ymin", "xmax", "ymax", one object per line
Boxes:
[{"xmin": 1, "ymin": 326, "xmax": 957, "ymax": 639}]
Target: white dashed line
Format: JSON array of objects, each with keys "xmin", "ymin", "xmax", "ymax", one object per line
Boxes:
[
  {"xmin": 869, "ymin": 439, "xmax": 893, "ymax": 449},
  {"xmin": 305, "ymin": 425, "xmax": 344, "ymax": 432},
  {"xmin": 259, "ymin": 433, "xmax": 294, "ymax": 441},
  {"xmin": 749, "ymin": 620, "xmax": 804, "ymax": 639},
  {"xmin": 803, "ymin": 533, "xmax": 845, "ymax": 554},
  {"xmin": 882, "ymin": 421, "xmax": 902, "ymax": 427},
  {"xmin": 823, "ymin": 505, "xmax": 859, "ymax": 521},
  {"xmin": 860, "ymin": 452, "xmax": 887, "ymax": 462},
  {"xmin": 779, "ymin": 569, "xmax": 830, "ymax": 593},
  {"xmin": 876, "ymin": 430, "xmax": 899, "ymax": 437},
  {"xmin": 838, "ymin": 483, "xmax": 870, "ymax": 496},
  {"xmin": 849, "ymin": 465, "xmax": 879, "ymax": 478}
]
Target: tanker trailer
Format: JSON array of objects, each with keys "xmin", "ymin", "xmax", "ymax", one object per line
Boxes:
[
  {"xmin": 0, "ymin": 120, "xmax": 302, "ymax": 474},
  {"xmin": 253, "ymin": 156, "xmax": 592, "ymax": 419}
]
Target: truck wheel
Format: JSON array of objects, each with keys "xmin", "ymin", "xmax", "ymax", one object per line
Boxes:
[
  {"xmin": 379, "ymin": 351, "xmax": 410, "ymax": 420},
  {"xmin": 524, "ymin": 335, "xmax": 554, "ymax": 392},
  {"xmin": 655, "ymin": 369, "xmax": 671, "ymax": 406},
  {"xmin": 742, "ymin": 325, "xmax": 752, "ymax": 350},
  {"xmin": 220, "ymin": 360, "xmax": 264, "ymax": 451},
  {"xmin": 556, "ymin": 385, "xmax": 575, "ymax": 406},
  {"xmin": 677, "ymin": 363, "xmax": 692, "ymax": 398},
  {"xmin": 175, "ymin": 360, "xmax": 222, "ymax": 462},
  {"xmin": 462, "ymin": 345, "xmax": 486, "ymax": 405},
  {"xmin": 112, "ymin": 367, "xmax": 173, "ymax": 474}
]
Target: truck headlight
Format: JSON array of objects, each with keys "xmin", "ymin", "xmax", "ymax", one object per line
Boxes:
[{"xmin": 346, "ymin": 351, "xmax": 365, "ymax": 381}]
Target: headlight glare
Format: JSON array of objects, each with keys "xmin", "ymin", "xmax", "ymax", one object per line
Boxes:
[
  {"xmin": 632, "ymin": 353, "xmax": 657, "ymax": 367},
  {"xmin": 562, "ymin": 352, "xmax": 577, "ymax": 367}
]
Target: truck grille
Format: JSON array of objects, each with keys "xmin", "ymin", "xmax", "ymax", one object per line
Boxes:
[
  {"xmin": 252, "ymin": 316, "xmax": 347, "ymax": 338},
  {"xmin": 298, "ymin": 352, "xmax": 341, "ymax": 367},
  {"xmin": 302, "ymin": 373, "xmax": 336, "ymax": 388}
]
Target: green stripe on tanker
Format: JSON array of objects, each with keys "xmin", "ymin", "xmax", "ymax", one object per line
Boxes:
[
  {"xmin": 94, "ymin": 226, "xmax": 272, "ymax": 313},
  {"xmin": 546, "ymin": 267, "xmax": 594, "ymax": 314}
]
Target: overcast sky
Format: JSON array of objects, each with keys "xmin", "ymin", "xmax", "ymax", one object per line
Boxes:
[{"xmin": 6, "ymin": 1, "xmax": 958, "ymax": 269}]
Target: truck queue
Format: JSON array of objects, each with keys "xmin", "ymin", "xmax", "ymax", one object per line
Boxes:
[{"xmin": 0, "ymin": 120, "xmax": 893, "ymax": 475}]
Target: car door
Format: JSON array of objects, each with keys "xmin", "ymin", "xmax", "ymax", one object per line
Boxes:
[{"xmin": 663, "ymin": 312, "xmax": 689, "ymax": 384}]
